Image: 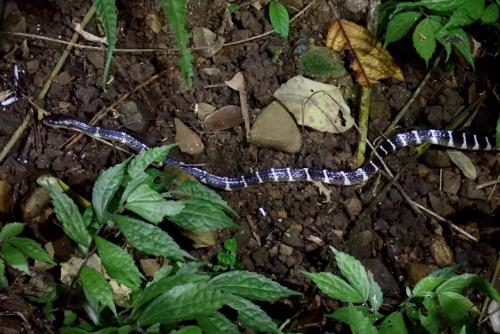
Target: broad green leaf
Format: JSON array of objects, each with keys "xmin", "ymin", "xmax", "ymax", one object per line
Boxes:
[
  {"xmin": 63, "ymin": 309, "xmax": 77, "ymax": 325},
  {"xmin": 327, "ymin": 305, "xmax": 383, "ymax": 324},
  {"xmin": 331, "ymin": 247, "xmax": 370, "ymax": 302},
  {"xmin": 82, "ymin": 207, "xmax": 94, "ymax": 228},
  {"xmin": 227, "ymin": 294, "xmax": 281, "ymax": 334},
  {"xmin": 299, "ymin": 47, "xmax": 347, "ymax": 77},
  {"xmin": 437, "ymin": 273, "xmax": 500, "ymax": 300},
  {"xmin": 437, "ymin": 291, "xmax": 477, "ymax": 327},
  {"xmin": 120, "ymin": 173, "xmax": 151, "ymax": 207},
  {"xmin": 415, "ymin": 0, "xmax": 466, "ymax": 11},
  {"xmin": 269, "ymin": 1, "xmax": 289, "ymax": 38},
  {"xmin": 0, "ymin": 260, "xmax": 7, "ymax": 287},
  {"xmin": 37, "ymin": 176, "xmax": 91, "ymax": 249},
  {"xmin": 138, "ymin": 282, "xmax": 226, "ymax": 325},
  {"xmin": 0, "ymin": 222, "xmax": 25, "ymax": 241},
  {"xmin": 2, "ymin": 243, "xmax": 29, "ymax": 272},
  {"xmin": 379, "ymin": 311, "xmax": 408, "ymax": 334},
  {"xmin": 304, "ymin": 271, "xmax": 365, "ymax": 302},
  {"xmin": 412, "ymin": 276, "xmax": 446, "ymax": 297},
  {"xmin": 449, "ymin": 28, "xmax": 474, "ymax": 69},
  {"xmin": 481, "ymin": 4, "xmax": 499, "ymax": 23},
  {"xmin": 384, "ymin": 11, "xmax": 422, "ymax": 47},
  {"xmin": 79, "ymin": 266, "xmax": 116, "ymax": 316},
  {"xmin": 368, "ymin": 279, "xmax": 383, "ymax": 312},
  {"xmin": 114, "ymin": 215, "xmax": 190, "ymax": 261},
  {"xmin": 445, "ymin": 0, "xmax": 485, "ymax": 28},
  {"xmin": 159, "ymin": 0, "xmax": 193, "ymax": 86},
  {"xmin": 125, "ymin": 184, "xmax": 184, "ymax": 224},
  {"xmin": 197, "ymin": 312, "xmax": 240, "ymax": 334},
  {"xmin": 92, "ymin": 0, "xmax": 117, "ymax": 88},
  {"xmin": 168, "ymin": 199, "xmax": 238, "ymax": 232},
  {"xmin": 127, "ymin": 145, "xmax": 175, "ymax": 179},
  {"xmin": 330, "ymin": 305, "xmax": 378, "ymax": 334},
  {"xmin": 428, "ymin": 264, "xmax": 459, "ymax": 279},
  {"xmin": 419, "ymin": 296, "xmax": 441, "ymax": 334},
  {"xmin": 412, "ymin": 16, "xmax": 443, "ymax": 65},
  {"xmin": 95, "ymin": 237, "xmax": 142, "ymax": 290},
  {"xmin": 170, "ymin": 326, "xmax": 202, "ymax": 334},
  {"xmin": 8, "ymin": 237, "xmax": 55, "ymax": 264},
  {"xmin": 151, "ymin": 264, "xmax": 173, "ymax": 283},
  {"xmin": 92, "ymin": 159, "xmax": 127, "ymax": 223},
  {"xmin": 210, "ymin": 270, "xmax": 299, "ymax": 301},
  {"xmin": 170, "ymin": 180, "xmax": 237, "ymax": 216}
]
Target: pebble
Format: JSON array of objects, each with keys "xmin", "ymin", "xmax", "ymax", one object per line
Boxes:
[
  {"xmin": 21, "ymin": 187, "xmax": 50, "ymax": 220},
  {"xmin": 407, "ymin": 262, "xmax": 438, "ymax": 285},
  {"xmin": 195, "ymin": 102, "xmax": 216, "ymax": 121},
  {"xmin": 442, "ymin": 169, "xmax": 461, "ymax": 195},
  {"xmin": 145, "ymin": 12, "xmax": 162, "ymax": 33},
  {"xmin": 174, "ymin": 118, "xmax": 204, "ymax": 155},
  {"xmin": 343, "ymin": 196, "xmax": 363, "ymax": 218},
  {"xmin": 363, "ymin": 258, "xmax": 401, "ymax": 297},
  {"xmin": 249, "ymin": 101, "xmax": 301, "ymax": 153},
  {"xmin": 118, "ymin": 101, "xmax": 147, "ymax": 133},
  {"xmin": 75, "ymin": 86, "xmax": 99, "ymax": 106},
  {"xmin": 86, "ymin": 51, "xmax": 104, "ymax": 69},
  {"xmin": 429, "ymin": 236, "xmax": 454, "ymax": 266}
]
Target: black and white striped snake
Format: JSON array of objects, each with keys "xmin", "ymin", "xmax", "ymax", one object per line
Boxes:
[{"xmin": 43, "ymin": 116, "xmax": 499, "ymax": 191}]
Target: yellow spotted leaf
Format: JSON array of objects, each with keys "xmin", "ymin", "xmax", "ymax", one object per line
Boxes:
[{"xmin": 326, "ymin": 19, "xmax": 404, "ymax": 86}]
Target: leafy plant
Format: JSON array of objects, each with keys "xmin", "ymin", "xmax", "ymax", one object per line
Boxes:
[
  {"xmin": 0, "ymin": 222, "xmax": 55, "ymax": 286},
  {"xmin": 381, "ymin": 0, "xmax": 500, "ymax": 67},
  {"xmin": 92, "ymin": 0, "xmax": 117, "ymax": 88},
  {"xmin": 213, "ymin": 238, "xmax": 242, "ymax": 271},
  {"xmin": 269, "ymin": 0, "xmax": 289, "ymax": 38},
  {"xmin": 305, "ymin": 246, "xmax": 500, "ymax": 334}
]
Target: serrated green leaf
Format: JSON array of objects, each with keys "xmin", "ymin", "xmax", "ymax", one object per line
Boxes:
[
  {"xmin": 330, "ymin": 305, "xmax": 378, "ymax": 334},
  {"xmin": 413, "ymin": 276, "xmax": 446, "ymax": 297},
  {"xmin": 227, "ymin": 294, "xmax": 281, "ymax": 333},
  {"xmin": 0, "ymin": 222, "xmax": 25, "ymax": 241},
  {"xmin": 82, "ymin": 207, "xmax": 94, "ymax": 228},
  {"xmin": 368, "ymin": 279, "xmax": 383, "ymax": 312},
  {"xmin": 0, "ymin": 260, "xmax": 8, "ymax": 288},
  {"xmin": 331, "ymin": 247, "xmax": 370, "ymax": 302},
  {"xmin": 412, "ymin": 16, "xmax": 443, "ymax": 65},
  {"xmin": 197, "ymin": 312, "xmax": 240, "ymax": 334},
  {"xmin": 8, "ymin": 237, "xmax": 55, "ymax": 264},
  {"xmin": 299, "ymin": 47, "xmax": 347, "ymax": 77},
  {"xmin": 92, "ymin": 0, "xmax": 117, "ymax": 88},
  {"xmin": 125, "ymin": 184, "xmax": 184, "ymax": 224},
  {"xmin": 120, "ymin": 173, "xmax": 151, "ymax": 207},
  {"xmin": 419, "ymin": 296, "xmax": 441, "ymax": 334},
  {"xmin": 305, "ymin": 271, "xmax": 365, "ymax": 302},
  {"xmin": 37, "ymin": 176, "xmax": 91, "ymax": 250},
  {"xmin": 92, "ymin": 159, "xmax": 127, "ymax": 224},
  {"xmin": 437, "ymin": 291, "xmax": 477, "ymax": 327},
  {"xmin": 95, "ymin": 237, "xmax": 142, "ymax": 290},
  {"xmin": 481, "ymin": 4, "xmax": 499, "ymax": 23},
  {"xmin": 79, "ymin": 266, "xmax": 116, "ymax": 316},
  {"xmin": 2, "ymin": 243, "xmax": 28, "ymax": 272},
  {"xmin": 159, "ymin": 0, "xmax": 193, "ymax": 86},
  {"xmin": 171, "ymin": 180, "xmax": 237, "ymax": 216},
  {"xmin": 379, "ymin": 311, "xmax": 408, "ymax": 334},
  {"xmin": 269, "ymin": 1, "xmax": 289, "ymax": 38},
  {"xmin": 436, "ymin": 273, "xmax": 477, "ymax": 294},
  {"xmin": 445, "ymin": 0, "xmax": 484, "ymax": 28},
  {"xmin": 327, "ymin": 305, "xmax": 383, "ymax": 324},
  {"xmin": 384, "ymin": 11, "xmax": 422, "ymax": 47},
  {"xmin": 114, "ymin": 215, "xmax": 190, "ymax": 261},
  {"xmin": 428, "ymin": 264, "xmax": 459, "ymax": 279},
  {"xmin": 415, "ymin": 0, "xmax": 467, "ymax": 11},
  {"xmin": 138, "ymin": 282, "xmax": 226, "ymax": 325},
  {"xmin": 170, "ymin": 326, "xmax": 202, "ymax": 334},
  {"xmin": 168, "ymin": 199, "xmax": 238, "ymax": 232},
  {"xmin": 127, "ymin": 145, "xmax": 175, "ymax": 179},
  {"xmin": 210, "ymin": 270, "xmax": 299, "ymax": 301}
]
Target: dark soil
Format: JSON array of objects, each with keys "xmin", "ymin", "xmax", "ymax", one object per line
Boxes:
[{"xmin": 0, "ymin": 0, "xmax": 499, "ymax": 333}]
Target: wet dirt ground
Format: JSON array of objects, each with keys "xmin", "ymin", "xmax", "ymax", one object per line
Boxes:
[{"xmin": 0, "ymin": 0, "xmax": 499, "ymax": 332}]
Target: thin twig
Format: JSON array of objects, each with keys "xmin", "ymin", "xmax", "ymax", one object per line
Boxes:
[{"xmin": 356, "ymin": 86, "xmax": 371, "ymax": 166}]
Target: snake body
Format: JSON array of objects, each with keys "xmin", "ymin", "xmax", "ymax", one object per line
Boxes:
[{"xmin": 43, "ymin": 116, "xmax": 498, "ymax": 191}]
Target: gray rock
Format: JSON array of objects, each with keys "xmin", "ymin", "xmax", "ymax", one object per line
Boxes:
[
  {"xmin": 174, "ymin": 118, "xmax": 204, "ymax": 155},
  {"xmin": 249, "ymin": 102, "xmax": 301, "ymax": 153},
  {"xmin": 75, "ymin": 86, "xmax": 99, "ymax": 105},
  {"xmin": 442, "ymin": 169, "xmax": 461, "ymax": 195},
  {"xmin": 118, "ymin": 101, "xmax": 147, "ymax": 133}
]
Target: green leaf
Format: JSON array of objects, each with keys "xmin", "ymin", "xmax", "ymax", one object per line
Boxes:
[
  {"xmin": 114, "ymin": 215, "xmax": 190, "ymax": 261},
  {"xmin": 384, "ymin": 11, "xmax": 422, "ymax": 47},
  {"xmin": 481, "ymin": 4, "xmax": 499, "ymax": 23},
  {"xmin": 436, "ymin": 273, "xmax": 477, "ymax": 294},
  {"xmin": 168, "ymin": 199, "xmax": 238, "ymax": 232},
  {"xmin": 445, "ymin": 0, "xmax": 484, "ymax": 28},
  {"xmin": 379, "ymin": 311, "xmax": 408, "ymax": 334},
  {"xmin": 0, "ymin": 260, "xmax": 8, "ymax": 288},
  {"xmin": 368, "ymin": 279, "xmax": 383, "ymax": 312},
  {"xmin": 63, "ymin": 310, "xmax": 78, "ymax": 326},
  {"xmin": 37, "ymin": 176, "xmax": 91, "ymax": 249},
  {"xmin": 299, "ymin": 47, "xmax": 347, "ymax": 77},
  {"xmin": 92, "ymin": 0, "xmax": 117, "ymax": 88},
  {"xmin": 227, "ymin": 294, "xmax": 281, "ymax": 333},
  {"xmin": 127, "ymin": 145, "xmax": 175, "ymax": 179},
  {"xmin": 304, "ymin": 271, "xmax": 365, "ymax": 302},
  {"xmin": 330, "ymin": 305, "xmax": 378, "ymax": 334},
  {"xmin": 2, "ymin": 243, "xmax": 29, "ymax": 272},
  {"xmin": 437, "ymin": 291, "xmax": 477, "ymax": 327},
  {"xmin": 8, "ymin": 237, "xmax": 55, "ymax": 264},
  {"xmin": 412, "ymin": 276, "xmax": 446, "ymax": 297},
  {"xmin": 79, "ymin": 266, "xmax": 117, "ymax": 316},
  {"xmin": 412, "ymin": 16, "xmax": 443, "ymax": 65},
  {"xmin": 159, "ymin": 0, "xmax": 193, "ymax": 86},
  {"xmin": 197, "ymin": 312, "xmax": 240, "ymax": 334},
  {"xmin": 414, "ymin": 0, "xmax": 467, "ymax": 11},
  {"xmin": 170, "ymin": 326, "xmax": 202, "ymax": 334},
  {"xmin": 0, "ymin": 222, "xmax": 25, "ymax": 241},
  {"xmin": 92, "ymin": 160, "xmax": 127, "ymax": 223},
  {"xmin": 331, "ymin": 247, "xmax": 370, "ymax": 302},
  {"xmin": 125, "ymin": 184, "xmax": 184, "ymax": 224},
  {"xmin": 449, "ymin": 28, "xmax": 474, "ymax": 69},
  {"xmin": 210, "ymin": 270, "xmax": 300, "ymax": 301},
  {"xmin": 82, "ymin": 207, "xmax": 94, "ymax": 228},
  {"xmin": 138, "ymin": 282, "xmax": 226, "ymax": 325},
  {"xmin": 95, "ymin": 237, "xmax": 142, "ymax": 290},
  {"xmin": 419, "ymin": 296, "xmax": 441, "ymax": 334},
  {"xmin": 327, "ymin": 305, "xmax": 383, "ymax": 324},
  {"xmin": 269, "ymin": 1, "xmax": 289, "ymax": 38},
  {"xmin": 170, "ymin": 180, "xmax": 237, "ymax": 216}
]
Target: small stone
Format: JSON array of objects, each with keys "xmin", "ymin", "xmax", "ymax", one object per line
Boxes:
[
  {"xmin": 195, "ymin": 102, "xmax": 216, "ymax": 121},
  {"xmin": 54, "ymin": 71, "xmax": 74, "ymax": 85},
  {"xmin": 128, "ymin": 61, "xmax": 155, "ymax": 83},
  {"xmin": 199, "ymin": 67, "xmax": 221, "ymax": 76},
  {"xmin": 429, "ymin": 236, "xmax": 454, "ymax": 267},
  {"xmin": 442, "ymin": 169, "xmax": 461, "ymax": 195},
  {"xmin": 175, "ymin": 118, "xmax": 204, "ymax": 155},
  {"xmin": 343, "ymin": 196, "xmax": 363, "ymax": 218},
  {"xmin": 22, "ymin": 187, "xmax": 50, "ymax": 220},
  {"xmin": 407, "ymin": 262, "xmax": 438, "ymax": 286},
  {"xmin": 86, "ymin": 51, "xmax": 104, "ymax": 69},
  {"xmin": 145, "ymin": 12, "xmax": 162, "ymax": 33},
  {"xmin": 278, "ymin": 242, "xmax": 294, "ymax": 256},
  {"xmin": 75, "ymin": 86, "xmax": 99, "ymax": 105},
  {"xmin": 202, "ymin": 105, "xmax": 243, "ymax": 131},
  {"xmin": 139, "ymin": 259, "xmax": 161, "ymax": 277},
  {"xmin": 249, "ymin": 101, "xmax": 302, "ymax": 153},
  {"xmin": 118, "ymin": 101, "xmax": 147, "ymax": 133}
]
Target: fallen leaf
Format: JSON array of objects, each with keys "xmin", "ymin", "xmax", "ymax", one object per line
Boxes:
[
  {"xmin": 0, "ymin": 180, "xmax": 12, "ymax": 214},
  {"xmin": 174, "ymin": 118, "xmax": 204, "ymax": 155},
  {"xmin": 273, "ymin": 75, "xmax": 353, "ymax": 133},
  {"xmin": 145, "ymin": 12, "xmax": 162, "ymax": 33},
  {"xmin": 225, "ymin": 72, "xmax": 250, "ymax": 139},
  {"xmin": 447, "ymin": 150, "xmax": 477, "ymax": 180},
  {"xmin": 109, "ymin": 279, "xmax": 132, "ymax": 306},
  {"xmin": 192, "ymin": 27, "xmax": 225, "ymax": 58},
  {"xmin": 139, "ymin": 259, "xmax": 161, "ymax": 278},
  {"xmin": 326, "ymin": 19, "xmax": 404, "ymax": 85},
  {"xmin": 182, "ymin": 230, "xmax": 217, "ymax": 248},
  {"xmin": 202, "ymin": 105, "xmax": 243, "ymax": 131},
  {"xmin": 194, "ymin": 102, "xmax": 216, "ymax": 121}
]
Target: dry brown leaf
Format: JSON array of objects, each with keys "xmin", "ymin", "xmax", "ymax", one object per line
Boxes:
[{"xmin": 326, "ymin": 19, "xmax": 404, "ymax": 86}]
